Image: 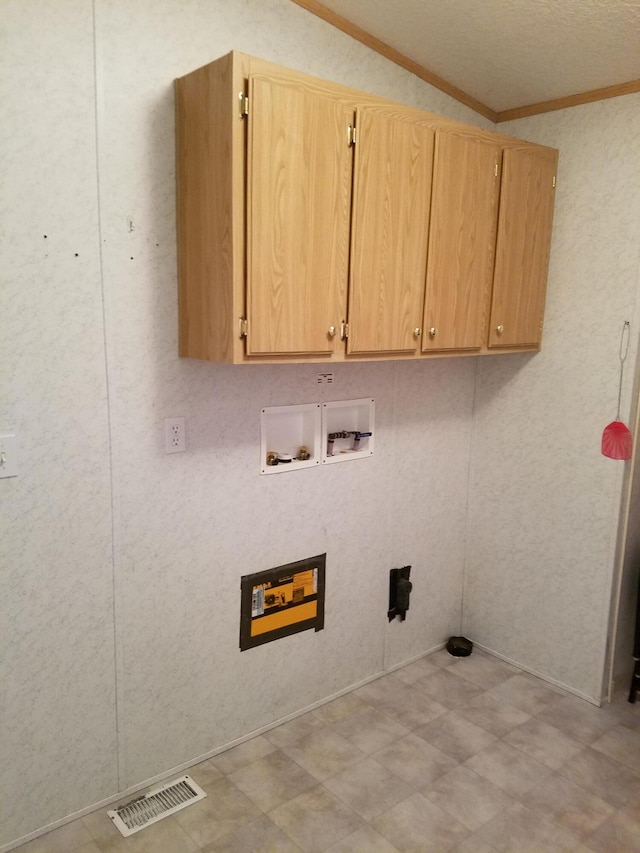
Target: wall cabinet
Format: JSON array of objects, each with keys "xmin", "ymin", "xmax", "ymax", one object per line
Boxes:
[
  {"xmin": 246, "ymin": 75, "xmax": 352, "ymax": 357},
  {"xmin": 175, "ymin": 52, "xmax": 558, "ymax": 364},
  {"xmin": 421, "ymin": 131, "xmax": 501, "ymax": 353},
  {"xmin": 347, "ymin": 107, "xmax": 434, "ymax": 356},
  {"xmin": 488, "ymin": 146, "xmax": 558, "ymax": 348}
]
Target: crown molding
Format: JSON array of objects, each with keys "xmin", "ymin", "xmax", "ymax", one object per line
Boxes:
[{"xmin": 496, "ymin": 79, "xmax": 640, "ymax": 123}]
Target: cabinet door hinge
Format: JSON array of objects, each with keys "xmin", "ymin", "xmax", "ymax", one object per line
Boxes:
[
  {"xmin": 239, "ymin": 317, "xmax": 248, "ymax": 338},
  {"xmin": 347, "ymin": 124, "xmax": 356, "ymax": 146},
  {"xmin": 494, "ymin": 162, "xmax": 499, "ymax": 177},
  {"xmin": 552, "ymin": 175, "xmax": 556, "ymax": 188},
  {"xmin": 341, "ymin": 321, "xmax": 349, "ymax": 339},
  {"xmin": 238, "ymin": 92, "xmax": 249, "ymax": 119}
]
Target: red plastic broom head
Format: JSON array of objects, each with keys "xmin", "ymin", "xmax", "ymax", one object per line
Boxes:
[
  {"xmin": 602, "ymin": 322, "xmax": 633, "ymax": 460},
  {"xmin": 601, "ymin": 420, "xmax": 633, "ymax": 460}
]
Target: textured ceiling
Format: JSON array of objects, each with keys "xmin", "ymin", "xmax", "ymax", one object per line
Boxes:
[{"xmin": 315, "ymin": 0, "xmax": 640, "ymax": 113}]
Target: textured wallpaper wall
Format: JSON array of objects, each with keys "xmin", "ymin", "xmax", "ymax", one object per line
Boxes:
[
  {"xmin": 2, "ymin": 0, "xmax": 639, "ymax": 847},
  {"xmin": 0, "ymin": 1, "xmax": 118, "ymax": 846},
  {"xmin": 465, "ymin": 95, "xmax": 640, "ymax": 700}
]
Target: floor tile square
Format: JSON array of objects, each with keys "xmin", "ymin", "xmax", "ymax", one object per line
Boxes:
[
  {"xmin": 211, "ymin": 735, "xmax": 277, "ymax": 775},
  {"xmin": 558, "ymin": 745, "xmax": 640, "ymax": 808},
  {"xmin": 186, "ymin": 758, "xmax": 225, "ymax": 790},
  {"xmin": 363, "ymin": 682, "xmax": 450, "ymax": 730},
  {"xmin": 269, "ymin": 787, "xmax": 363, "ymax": 852},
  {"xmin": 451, "ymin": 837, "xmax": 498, "ymax": 853},
  {"xmin": 281, "ymin": 727, "xmax": 366, "ymax": 781},
  {"xmin": 503, "ymin": 718, "xmax": 583, "ymax": 769},
  {"xmin": 325, "ymin": 824, "xmax": 401, "ymax": 852},
  {"xmin": 94, "ymin": 816, "xmax": 200, "ymax": 852},
  {"xmin": 264, "ymin": 711, "xmax": 326, "ymax": 748},
  {"xmin": 428, "ymin": 648, "xmax": 461, "ymax": 669},
  {"xmin": 82, "ymin": 806, "xmax": 134, "ymax": 848},
  {"xmin": 172, "ymin": 777, "xmax": 260, "ymax": 847},
  {"xmin": 606, "ymin": 693, "xmax": 640, "ymax": 730},
  {"xmin": 312, "ymin": 693, "xmax": 366, "ymax": 725},
  {"xmin": 449, "ymin": 653, "xmax": 519, "ymax": 690},
  {"xmin": 391, "ymin": 657, "xmax": 441, "ymax": 685},
  {"xmin": 523, "ymin": 773, "xmax": 615, "ymax": 838},
  {"xmin": 200, "ymin": 814, "xmax": 303, "ymax": 852},
  {"xmin": 626, "ymin": 785, "xmax": 640, "ymax": 811},
  {"xmin": 355, "ymin": 674, "xmax": 407, "ymax": 705},
  {"xmin": 329, "ymin": 705, "xmax": 411, "ymax": 754},
  {"xmin": 464, "ymin": 740, "xmax": 551, "ymax": 798},
  {"xmin": 457, "ymin": 691, "xmax": 531, "ymax": 738},
  {"xmin": 415, "ymin": 710, "xmax": 497, "ymax": 762},
  {"xmin": 323, "ymin": 757, "xmax": 413, "ymax": 822},
  {"xmin": 535, "ymin": 693, "xmax": 619, "ymax": 745},
  {"xmin": 373, "ymin": 732, "xmax": 458, "ymax": 788},
  {"xmin": 423, "ymin": 765, "xmax": 514, "ymax": 831},
  {"xmin": 488, "ymin": 674, "xmax": 563, "ymax": 715},
  {"xmin": 585, "ymin": 803, "xmax": 640, "ymax": 853},
  {"xmin": 229, "ymin": 749, "xmax": 318, "ymax": 811},
  {"xmin": 412, "ymin": 668, "xmax": 485, "ymax": 710},
  {"xmin": 591, "ymin": 723, "xmax": 640, "ymax": 771},
  {"xmin": 372, "ymin": 791, "xmax": 469, "ymax": 852},
  {"xmin": 478, "ymin": 801, "xmax": 584, "ymax": 852}
]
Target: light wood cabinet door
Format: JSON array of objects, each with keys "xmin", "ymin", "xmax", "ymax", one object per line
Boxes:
[
  {"xmin": 347, "ymin": 107, "xmax": 435, "ymax": 355},
  {"xmin": 422, "ymin": 132, "xmax": 501, "ymax": 352},
  {"xmin": 488, "ymin": 146, "xmax": 557, "ymax": 348},
  {"xmin": 246, "ymin": 75, "xmax": 354, "ymax": 356}
]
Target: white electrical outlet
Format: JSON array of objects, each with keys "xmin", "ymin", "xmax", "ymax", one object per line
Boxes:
[{"xmin": 164, "ymin": 417, "xmax": 186, "ymax": 453}]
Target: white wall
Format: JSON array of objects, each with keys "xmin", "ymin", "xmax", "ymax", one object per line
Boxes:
[
  {"xmin": 2, "ymin": 0, "xmax": 639, "ymax": 847},
  {"xmin": 0, "ymin": 1, "xmax": 118, "ymax": 845},
  {"xmin": 0, "ymin": 0, "xmax": 486, "ymax": 846},
  {"xmin": 465, "ymin": 95, "xmax": 640, "ymax": 701}
]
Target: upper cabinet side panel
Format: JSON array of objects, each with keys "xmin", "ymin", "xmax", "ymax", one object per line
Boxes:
[{"xmin": 176, "ymin": 55, "xmax": 238, "ymax": 362}]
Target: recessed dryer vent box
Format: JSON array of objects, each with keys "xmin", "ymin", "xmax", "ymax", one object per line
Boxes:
[
  {"xmin": 260, "ymin": 403, "xmax": 321, "ymax": 474},
  {"xmin": 322, "ymin": 398, "xmax": 374, "ymax": 464}
]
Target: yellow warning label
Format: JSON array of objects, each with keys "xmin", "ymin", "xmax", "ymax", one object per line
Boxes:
[{"xmin": 250, "ymin": 601, "xmax": 317, "ymax": 637}]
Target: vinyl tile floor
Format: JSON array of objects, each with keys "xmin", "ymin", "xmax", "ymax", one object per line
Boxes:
[{"xmin": 13, "ymin": 650, "xmax": 640, "ymax": 853}]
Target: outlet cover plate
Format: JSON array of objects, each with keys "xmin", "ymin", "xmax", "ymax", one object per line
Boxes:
[{"xmin": 164, "ymin": 417, "xmax": 186, "ymax": 453}]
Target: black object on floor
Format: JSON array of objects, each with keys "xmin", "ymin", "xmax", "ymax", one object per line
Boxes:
[{"xmin": 446, "ymin": 636, "xmax": 473, "ymax": 657}]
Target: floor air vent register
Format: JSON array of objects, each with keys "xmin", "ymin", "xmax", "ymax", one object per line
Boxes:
[{"xmin": 107, "ymin": 775, "xmax": 206, "ymax": 837}]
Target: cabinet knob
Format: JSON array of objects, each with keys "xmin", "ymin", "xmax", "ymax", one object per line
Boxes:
[
  {"xmin": 429, "ymin": 327, "xmax": 437, "ymax": 337},
  {"xmin": 328, "ymin": 325, "xmax": 337, "ymax": 338},
  {"xmin": 413, "ymin": 327, "xmax": 422, "ymax": 338},
  {"xmin": 496, "ymin": 324, "xmax": 504, "ymax": 335}
]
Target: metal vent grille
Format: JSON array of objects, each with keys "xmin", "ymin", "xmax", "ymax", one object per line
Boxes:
[{"xmin": 107, "ymin": 775, "xmax": 206, "ymax": 837}]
